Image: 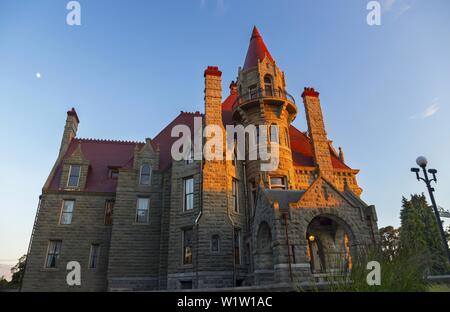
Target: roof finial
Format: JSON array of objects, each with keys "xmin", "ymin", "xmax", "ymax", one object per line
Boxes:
[{"xmin": 339, "ymin": 146, "xmax": 345, "ymax": 162}]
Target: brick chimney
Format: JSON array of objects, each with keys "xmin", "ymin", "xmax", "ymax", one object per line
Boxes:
[
  {"xmin": 59, "ymin": 108, "xmax": 79, "ymax": 157},
  {"xmin": 204, "ymin": 66, "xmax": 223, "ymax": 127},
  {"xmin": 302, "ymin": 88, "xmax": 333, "ymax": 179}
]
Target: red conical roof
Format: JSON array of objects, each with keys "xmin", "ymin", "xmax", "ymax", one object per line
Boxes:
[{"xmin": 243, "ymin": 26, "xmax": 275, "ymax": 70}]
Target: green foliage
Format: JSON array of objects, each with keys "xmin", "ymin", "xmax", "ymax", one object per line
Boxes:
[
  {"xmin": 379, "ymin": 226, "xmax": 400, "ymax": 260},
  {"xmin": 400, "ymin": 194, "xmax": 449, "ymax": 275},
  {"xmin": 0, "ymin": 255, "xmax": 27, "ymax": 290},
  {"xmin": 325, "ymin": 246, "xmax": 430, "ymax": 292}
]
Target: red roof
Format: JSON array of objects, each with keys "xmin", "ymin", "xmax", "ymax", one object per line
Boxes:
[
  {"xmin": 243, "ymin": 26, "xmax": 275, "ymax": 70},
  {"xmin": 49, "ymin": 139, "xmax": 144, "ymax": 192},
  {"xmin": 153, "ymin": 111, "xmax": 203, "ymax": 171}
]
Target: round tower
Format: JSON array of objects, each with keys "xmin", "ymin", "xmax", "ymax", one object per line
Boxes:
[{"xmin": 232, "ymin": 27, "xmax": 297, "ymax": 190}]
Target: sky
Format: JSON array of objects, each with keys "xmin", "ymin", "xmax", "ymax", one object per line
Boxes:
[{"xmin": 0, "ymin": 0, "xmax": 450, "ymax": 266}]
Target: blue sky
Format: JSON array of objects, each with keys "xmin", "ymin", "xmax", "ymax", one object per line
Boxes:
[{"xmin": 1, "ymin": 0, "xmax": 450, "ymax": 264}]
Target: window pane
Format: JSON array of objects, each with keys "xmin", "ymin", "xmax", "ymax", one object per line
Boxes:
[
  {"xmin": 104, "ymin": 200, "xmax": 114, "ymax": 225},
  {"xmin": 136, "ymin": 198, "xmax": 149, "ymax": 223},
  {"xmin": 46, "ymin": 241, "xmax": 61, "ymax": 268},
  {"xmin": 211, "ymin": 235, "xmax": 220, "ymax": 252},
  {"xmin": 68, "ymin": 166, "xmax": 80, "ymax": 187},
  {"xmin": 89, "ymin": 244, "xmax": 100, "ymax": 269},
  {"xmin": 60, "ymin": 201, "xmax": 74, "ymax": 224},
  {"xmin": 140, "ymin": 164, "xmax": 151, "ymax": 185},
  {"xmin": 63, "ymin": 200, "xmax": 74, "ymax": 213},
  {"xmin": 183, "ymin": 229, "xmax": 193, "ymax": 264}
]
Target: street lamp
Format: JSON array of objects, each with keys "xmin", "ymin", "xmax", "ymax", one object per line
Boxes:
[{"xmin": 411, "ymin": 156, "xmax": 450, "ymax": 264}]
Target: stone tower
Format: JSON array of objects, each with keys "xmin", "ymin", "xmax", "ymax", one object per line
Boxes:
[{"xmin": 233, "ymin": 26, "xmax": 297, "ymax": 190}]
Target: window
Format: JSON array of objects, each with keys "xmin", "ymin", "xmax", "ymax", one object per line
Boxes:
[
  {"xmin": 104, "ymin": 200, "xmax": 114, "ymax": 226},
  {"xmin": 108, "ymin": 167, "xmax": 119, "ymax": 179},
  {"xmin": 67, "ymin": 165, "xmax": 81, "ymax": 187},
  {"xmin": 45, "ymin": 240, "xmax": 62, "ymax": 268},
  {"xmin": 139, "ymin": 164, "xmax": 151, "ymax": 185},
  {"xmin": 183, "ymin": 177, "xmax": 194, "ymax": 211},
  {"xmin": 270, "ymin": 176, "xmax": 287, "ymax": 190},
  {"xmin": 232, "ymin": 179, "xmax": 239, "ymax": 213},
  {"xmin": 89, "ymin": 244, "xmax": 100, "ymax": 269},
  {"xmin": 284, "ymin": 128, "xmax": 290, "ymax": 147},
  {"xmin": 180, "ymin": 281, "xmax": 193, "ymax": 289},
  {"xmin": 183, "ymin": 228, "xmax": 193, "ymax": 265},
  {"xmin": 264, "ymin": 75, "xmax": 273, "ymax": 96},
  {"xmin": 234, "ymin": 228, "xmax": 241, "ymax": 265},
  {"xmin": 248, "ymin": 84, "xmax": 258, "ymax": 99},
  {"xmin": 60, "ymin": 200, "xmax": 75, "ymax": 225},
  {"xmin": 270, "ymin": 124, "xmax": 279, "ymax": 144},
  {"xmin": 211, "ymin": 235, "xmax": 220, "ymax": 253},
  {"xmin": 185, "ymin": 144, "xmax": 194, "ymax": 164},
  {"xmin": 135, "ymin": 198, "xmax": 150, "ymax": 224}
]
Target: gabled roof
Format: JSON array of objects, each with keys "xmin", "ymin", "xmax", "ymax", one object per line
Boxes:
[
  {"xmin": 49, "ymin": 139, "xmax": 144, "ymax": 192},
  {"xmin": 243, "ymin": 26, "xmax": 275, "ymax": 70},
  {"xmin": 153, "ymin": 111, "xmax": 203, "ymax": 171}
]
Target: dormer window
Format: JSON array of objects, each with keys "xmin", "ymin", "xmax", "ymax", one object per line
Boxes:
[
  {"xmin": 67, "ymin": 165, "xmax": 81, "ymax": 187},
  {"xmin": 139, "ymin": 164, "xmax": 151, "ymax": 185}
]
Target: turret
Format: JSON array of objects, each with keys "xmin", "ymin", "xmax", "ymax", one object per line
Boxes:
[{"xmin": 233, "ymin": 27, "xmax": 297, "ymax": 190}]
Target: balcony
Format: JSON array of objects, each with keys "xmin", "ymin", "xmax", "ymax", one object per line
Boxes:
[{"xmin": 232, "ymin": 87, "xmax": 296, "ymax": 111}]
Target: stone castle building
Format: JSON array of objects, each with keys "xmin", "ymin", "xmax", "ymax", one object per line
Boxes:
[{"xmin": 22, "ymin": 27, "xmax": 379, "ymax": 291}]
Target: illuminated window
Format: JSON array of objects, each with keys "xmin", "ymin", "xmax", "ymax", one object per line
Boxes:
[
  {"xmin": 183, "ymin": 228, "xmax": 193, "ymax": 265},
  {"xmin": 104, "ymin": 200, "xmax": 114, "ymax": 226}
]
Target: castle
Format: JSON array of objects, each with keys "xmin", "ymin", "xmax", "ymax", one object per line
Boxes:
[{"xmin": 22, "ymin": 27, "xmax": 379, "ymax": 291}]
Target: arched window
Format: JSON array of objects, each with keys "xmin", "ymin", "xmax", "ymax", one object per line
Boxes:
[
  {"xmin": 270, "ymin": 124, "xmax": 279, "ymax": 144},
  {"xmin": 139, "ymin": 164, "xmax": 151, "ymax": 185},
  {"xmin": 264, "ymin": 75, "xmax": 273, "ymax": 96}
]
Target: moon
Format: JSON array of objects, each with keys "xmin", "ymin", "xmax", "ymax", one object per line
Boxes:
[{"xmin": 36, "ymin": 73, "xmax": 41, "ymax": 79}]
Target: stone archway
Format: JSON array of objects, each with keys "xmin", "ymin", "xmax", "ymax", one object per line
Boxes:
[{"xmin": 306, "ymin": 215, "xmax": 355, "ymax": 274}]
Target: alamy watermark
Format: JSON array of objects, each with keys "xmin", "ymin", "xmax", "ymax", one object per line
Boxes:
[{"xmin": 170, "ymin": 117, "xmax": 280, "ymax": 172}]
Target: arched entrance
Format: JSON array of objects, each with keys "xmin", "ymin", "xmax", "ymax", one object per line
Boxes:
[{"xmin": 306, "ymin": 215, "xmax": 354, "ymax": 274}]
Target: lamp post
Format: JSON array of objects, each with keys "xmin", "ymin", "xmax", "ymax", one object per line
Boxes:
[{"xmin": 411, "ymin": 156, "xmax": 450, "ymax": 264}]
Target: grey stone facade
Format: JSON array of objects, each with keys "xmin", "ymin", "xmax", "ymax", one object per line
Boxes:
[{"xmin": 22, "ymin": 27, "xmax": 379, "ymax": 292}]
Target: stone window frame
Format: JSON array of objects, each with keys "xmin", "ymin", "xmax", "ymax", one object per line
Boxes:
[
  {"xmin": 88, "ymin": 243, "xmax": 100, "ymax": 269},
  {"xmin": 59, "ymin": 199, "xmax": 75, "ymax": 225},
  {"xmin": 139, "ymin": 164, "xmax": 152, "ymax": 186},
  {"xmin": 44, "ymin": 240, "xmax": 62, "ymax": 269},
  {"xmin": 67, "ymin": 164, "xmax": 81, "ymax": 188},
  {"xmin": 182, "ymin": 228, "xmax": 193, "ymax": 266},
  {"xmin": 232, "ymin": 178, "xmax": 239, "ymax": 213},
  {"xmin": 183, "ymin": 176, "xmax": 195, "ymax": 212},
  {"xmin": 269, "ymin": 176, "xmax": 287, "ymax": 190},
  {"xmin": 135, "ymin": 197, "xmax": 150, "ymax": 224}
]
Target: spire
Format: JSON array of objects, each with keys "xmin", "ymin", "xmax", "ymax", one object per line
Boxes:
[{"xmin": 243, "ymin": 26, "xmax": 275, "ymax": 70}]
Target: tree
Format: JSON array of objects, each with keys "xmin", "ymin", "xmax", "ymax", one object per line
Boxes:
[
  {"xmin": 9, "ymin": 255, "xmax": 27, "ymax": 289},
  {"xmin": 379, "ymin": 226, "xmax": 400, "ymax": 260},
  {"xmin": 400, "ymin": 194, "xmax": 449, "ymax": 275},
  {"xmin": 0, "ymin": 276, "xmax": 9, "ymax": 290}
]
